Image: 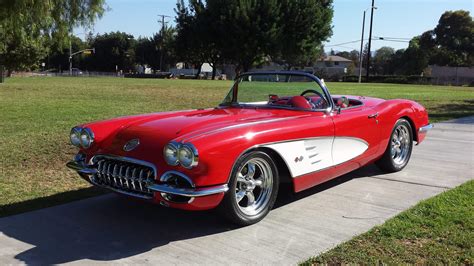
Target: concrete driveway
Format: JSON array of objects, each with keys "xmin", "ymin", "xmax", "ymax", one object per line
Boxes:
[{"xmin": 0, "ymin": 117, "xmax": 472, "ymax": 265}]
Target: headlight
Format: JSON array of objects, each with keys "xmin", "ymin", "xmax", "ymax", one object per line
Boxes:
[
  {"xmin": 80, "ymin": 128, "xmax": 94, "ymax": 149},
  {"xmin": 163, "ymin": 142, "xmax": 180, "ymax": 166},
  {"xmin": 178, "ymin": 144, "xmax": 198, "ymax": 169},
  {"xmin": 70, "ymin": 127, "xmax": 82, "ymax": 147}
]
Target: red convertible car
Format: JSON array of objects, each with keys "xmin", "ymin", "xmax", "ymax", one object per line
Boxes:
[{"xmin": 67, "ymin": 71, "xmax": 432, "ymax": 225}]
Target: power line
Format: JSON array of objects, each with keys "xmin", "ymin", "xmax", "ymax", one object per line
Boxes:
[
  {"xmin": 374, "ymin": 36, "xmax": 411, "ymax": 40},
  {"xmin": 325, "ymin": 39, "xmax": 366, "ymax": 47},
  {"xmin": 377, "ymin": 39, "xmax": 410, "ymax": 43}
]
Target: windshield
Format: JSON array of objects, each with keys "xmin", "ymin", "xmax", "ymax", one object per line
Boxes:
[{"xmin": 221, "ymin": 73, "xmax": 331, "ymax": 111}]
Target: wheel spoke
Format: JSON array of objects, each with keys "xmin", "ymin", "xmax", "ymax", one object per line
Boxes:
[
  {"xmin": 246, "ymin": 162, "xmax": 256, "ymax": 179},
  {"xmin": 237, "ymin": 172, "xmax": 246, "ymax": 183},
  {"xmin": 246, "ymin": 191, "xmax": 255, "ymax": 205},
  {"xmin": 236, "ymin": 190, "xmax": 246, "ymax": 203},
  {"xmin": 254, "ymin": 178, "xmax": 263, "ymax": 187}
]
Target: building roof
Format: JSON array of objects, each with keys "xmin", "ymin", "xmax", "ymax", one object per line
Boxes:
[{"xmin": 319, "ymin": 55, "xmax": 352, "ymax": 62}]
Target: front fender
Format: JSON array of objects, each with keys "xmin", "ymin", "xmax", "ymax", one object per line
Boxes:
[{"xmin": 374, "ymin": 99, "xmax": 429, "ymax": 151}]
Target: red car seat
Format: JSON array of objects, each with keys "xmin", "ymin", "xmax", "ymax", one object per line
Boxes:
[{"xmin": 288, "ymin": 96, "xmax": 312, "ymax": 109}]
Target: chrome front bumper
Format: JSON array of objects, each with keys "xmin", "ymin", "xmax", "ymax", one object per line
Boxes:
[
  {"xmin": 419, "ymin": 124, "xmax": 434, "ymax": 133},
  {"xmin": 66, "ymin": 159, "xmax": 228, "ymax": 198},
  {"xmin": 148, "ymin": 184, "xmax": 229, "ymax": 197}
]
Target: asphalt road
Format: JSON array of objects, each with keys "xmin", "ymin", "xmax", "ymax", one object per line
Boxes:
[{"xmin": 0, "ymin": 117, "xmax": 472, "ymax": 265}]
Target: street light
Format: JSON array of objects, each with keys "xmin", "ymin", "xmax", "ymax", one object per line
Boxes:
[
  {"xmin": 69, "ymin": 32, "xmax": 94, "ymax": 75},
  {"xmin": 358, "ymin": 6, "xmax": 377, "ymax": 83}
]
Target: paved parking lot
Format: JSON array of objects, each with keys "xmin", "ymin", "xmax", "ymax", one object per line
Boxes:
[{"xmin": 0, "ymin": 117, "xmax": 472, "ymax": 265}]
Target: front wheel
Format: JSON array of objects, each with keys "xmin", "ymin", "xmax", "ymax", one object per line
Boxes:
[
  {"xmin": 376, "ymin": 118, "xmax": 413, "ymax": 172},
  {"xmin": 219, "ymin": 151, "xmax": 279, "ymax": 226}
]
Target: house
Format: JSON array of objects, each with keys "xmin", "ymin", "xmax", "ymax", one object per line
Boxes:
[{"xmin": 313, "ymin": 55, "xmax": 353, "ymax": 79}]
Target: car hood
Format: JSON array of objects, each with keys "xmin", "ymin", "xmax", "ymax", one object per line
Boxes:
[{"xmin": 99, "ymin": 107, "xmax": 309, "ymax": 155}]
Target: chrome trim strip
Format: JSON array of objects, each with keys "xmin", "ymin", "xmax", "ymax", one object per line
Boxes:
[
  {"xmin": 419, "ymin": 124, "xmax": 433, "ymax": 133},
  {"xmin": 160, "ymin": 171, "xmax": 195, "ymax": 187},
  {"xmin": 66, "ymin": 161, "xmax": 98, "ymax": 175},
  {"xmin": 90, "ymin": 154, "xmax": 158, "ymax": 178},
  {"xmin": 88, "ymin": 178, "xmax": 153, "ymax": 200},
  {"xmin": 148, "ymin": 184, "xmax": 229, "ymax": 197}
]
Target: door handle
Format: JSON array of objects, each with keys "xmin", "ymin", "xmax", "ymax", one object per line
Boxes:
[{"xmin": 368, "ymin": 112, "xmax": 378, "ymax": 119}]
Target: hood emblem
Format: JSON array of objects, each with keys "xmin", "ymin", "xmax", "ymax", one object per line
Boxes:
[{"xmin": 123, "ymin": 139, "xmax": 140, "ymax": 152}]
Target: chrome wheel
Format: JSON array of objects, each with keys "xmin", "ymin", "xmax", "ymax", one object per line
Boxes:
[
  {"xmin": 391, "ymin": 124, "xmax": 411, "ymax": 166},
  {"xmin": 234, "ymin": 158, "xmax": 273, "ymax": 216}
]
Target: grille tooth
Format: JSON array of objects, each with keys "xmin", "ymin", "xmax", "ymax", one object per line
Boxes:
[{"xmin": 92, "ymin": 156, "xmax": 155, "ymax": 198}]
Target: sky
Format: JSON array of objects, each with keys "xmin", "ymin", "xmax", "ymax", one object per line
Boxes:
[{"xmin": 75, "ymin": 0, "xmax": 473, "ymax": 52}]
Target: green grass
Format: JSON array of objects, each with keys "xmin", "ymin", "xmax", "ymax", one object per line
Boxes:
[
  {"xmin": 302, "ymin": 180, "xmax": 474, "ymax": 265},
  {"xmin": 0, "ymin": 77, "xmax": 473, "ymax": 218}
]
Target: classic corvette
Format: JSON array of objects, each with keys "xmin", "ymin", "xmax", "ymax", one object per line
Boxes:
[{"xmin": 67, "ymin": 71, "xmax": 432, "ymax": 225}]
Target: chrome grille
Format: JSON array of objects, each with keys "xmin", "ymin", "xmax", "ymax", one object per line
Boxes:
[{"xmin": 92, "ymin": 156, "xmax": 156, "ymax": 198}]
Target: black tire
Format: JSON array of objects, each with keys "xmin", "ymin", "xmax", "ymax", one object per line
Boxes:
[
  {"xmin": 376, "ymin": 118, "xmax": 413, "ymax": 172},
  {"xmin": 219, "ymin": 151, "xmax": 279, "ymax": 226}
]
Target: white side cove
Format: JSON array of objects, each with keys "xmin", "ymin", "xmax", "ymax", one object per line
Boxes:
[{"xmin": 262, "ymin": 137, "xmax": 368, "ymax": 177}]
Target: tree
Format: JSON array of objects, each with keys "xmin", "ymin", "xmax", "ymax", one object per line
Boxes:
[
  {"xmin": 175, "ymin": 0, "xmax": 334, "ymax": 76},
  {"xmin": 84, "ymin": 32, "xmax": 136, "ymax": 72},
  {"xmin": 396, "ymin": 10, "xmax": 473, "ymax": 73},
  {"xmin": 335, "ymin": 50, "xmax": 358, "ymax": 75},
  {"xmin": 373, "ymin": 46, "xmax": 395, "ymax": 75},
  {"xmin": 433, "ymin": 10, "xmax": 473, "ymax": 66},
  {"xmin": 175, "ymin": 0, "xmax": 208, "ymax": 78},
  {"xmin": 154, "ymin": 25, "xmax": 177, "ymax": 71},
  {"xmin": 209, "ymin": 0, "xmax": 282, "ymax": 74},
  {"xmin": 274, "ymin": 0, "xmax": 332, "ymax": 69},
  {"xmin": 401, "ymin": 37, "xmax": 429, "ymax": 75},
  {"xmin": 0, "ymin": 0, "xmax": 105, "ymax": 75}
]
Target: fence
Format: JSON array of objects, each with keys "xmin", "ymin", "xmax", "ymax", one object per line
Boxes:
[
  {"xmin": 429, "ymin": 65, "xmax": 474, "ymax": 86},
  {"xmin": 45, "ymin": 71, "xmax": 123, "ymax": 78}
]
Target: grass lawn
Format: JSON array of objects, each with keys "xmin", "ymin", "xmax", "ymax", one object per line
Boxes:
[
  {"xmin": 302, "ymin": 180, "xmax": 474, "ymax": 265},
  {"xmin": 0, "ymin": 76, "xmax": 473, "ymax": 218}
]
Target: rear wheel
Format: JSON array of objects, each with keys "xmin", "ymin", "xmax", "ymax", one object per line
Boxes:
[
  {"xmin": 219, "ymin": 151, "xmax": 279, "ymax": 226},
  {"xmin": 376, "ymin": 118, "xmax": 413, "ymax": 172}
]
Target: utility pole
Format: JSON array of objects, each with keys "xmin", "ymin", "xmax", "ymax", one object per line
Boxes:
[
  {"xmin": 358, "ymin": 10, "xmax": 366, "ymax": 83},
  {"xmin": 69, "ymin": 39, "xmax": 72, "ymax": 75},
  {"xmin": 365, "ymin": 0, "xmax": 375, "ymax": 82},
  {"xmin": 157, "ymin": 14, "xmax": 171, "ymax": 72}
]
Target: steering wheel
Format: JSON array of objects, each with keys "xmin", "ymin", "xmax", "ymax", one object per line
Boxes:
[{"xmin": 300, "ymin": 89, "xmax": 326, "ymax": 109}]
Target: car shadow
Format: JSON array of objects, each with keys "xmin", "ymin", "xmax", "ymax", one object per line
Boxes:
[{"xmin": 0, "ymin": 164, "xmax": 384, "ymax": 264}]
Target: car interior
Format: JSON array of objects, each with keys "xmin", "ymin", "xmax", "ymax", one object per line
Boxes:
[{"xmin": 267, "ymin": 93, "xmax": 363, "ymax": 110}]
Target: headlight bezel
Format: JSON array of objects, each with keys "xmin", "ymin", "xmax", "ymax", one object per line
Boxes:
[
  {"xmin": 70, "ymin": 127, "xmax": 82, "ymax": 147},
  {"xmin": 163, "ymin": 141, "xmax": 180, "ymax": 166},
  {"xmin": 178, "ymin": 143, "xmax": 199, "ymax": 169},
  {"xmin": 79, "ymin": 127, "xmax": 95, "ymax": 149},
  {"xmin": 164, "ymin": 142, "xmax": 199, "ymax": 169}
]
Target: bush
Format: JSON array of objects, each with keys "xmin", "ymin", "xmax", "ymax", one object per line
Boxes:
[{"xmin": 341, "ymin": 75, "xmax": 433, "ymax": 84}]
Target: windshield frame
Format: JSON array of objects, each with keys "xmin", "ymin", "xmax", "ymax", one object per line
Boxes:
[{"xmin": 219, "ymin": 71, "xmax": 334, "ymax": 113}]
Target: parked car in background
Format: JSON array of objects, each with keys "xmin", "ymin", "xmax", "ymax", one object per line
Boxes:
[{"xmin": 71, "ymin": 68, "xmax": 83, "ymax": 76}]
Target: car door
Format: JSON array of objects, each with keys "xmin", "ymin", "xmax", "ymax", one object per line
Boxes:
[{"xmin": 332, "ymin": 103, "xmax": 381, "ymax": 171}]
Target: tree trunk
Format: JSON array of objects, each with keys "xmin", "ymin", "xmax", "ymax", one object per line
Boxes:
[
  {"xmin": 7, "ymin": 69, "xmax": 12, "ymax": 77},
  {"xmin": 211, "ymin": 63, "xmax": 217, "ymax": 80},
  {"xmin": 234, "ymin": 65, "xmax": 242, "ymax": 79},
  {"xmin": 194, "ymin": 63, "xmax": 203, "ymax": 79}
]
